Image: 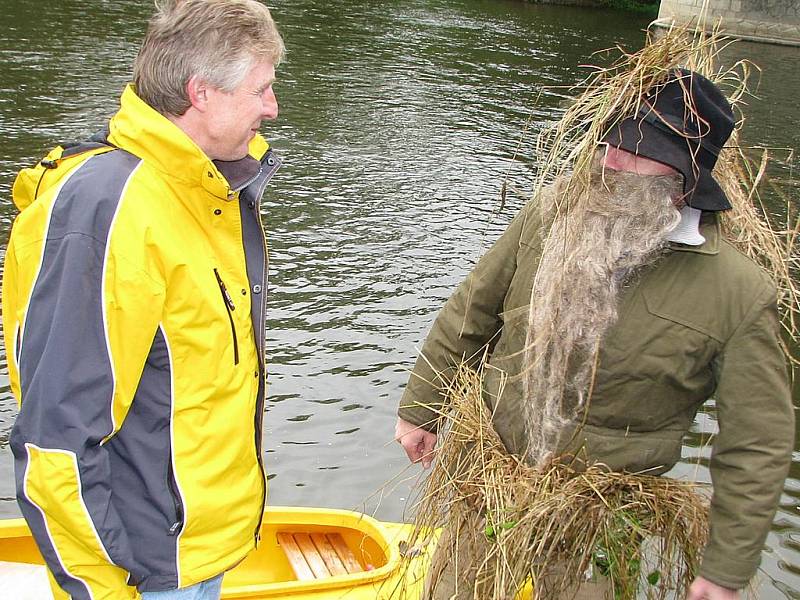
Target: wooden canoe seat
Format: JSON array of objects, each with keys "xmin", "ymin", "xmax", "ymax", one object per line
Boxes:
[{"xmin": 277, "ymin": 531, "xmax": 363, "ymax": 581}]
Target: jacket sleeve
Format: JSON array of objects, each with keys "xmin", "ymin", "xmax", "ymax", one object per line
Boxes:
[
  {"xmin": 700, "ymin": 283, "xmax": 794, "ymax": 589},
  {"xmin": 398, "ymin": 205, "xmax": 533, "ymax": 430},
  {"xmin": 5, "ymin": 221, "xmax": 164, "ymax": 599}
]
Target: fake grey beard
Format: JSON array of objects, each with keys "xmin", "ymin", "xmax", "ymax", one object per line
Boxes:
[{"xmin": 522, "ymin": 165, "xmax": 683, "ymax": 466}]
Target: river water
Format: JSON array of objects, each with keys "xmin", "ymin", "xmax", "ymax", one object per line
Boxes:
[{"xmin": 0, "ymin": 0, "xmax": 798, "ymax": 597}]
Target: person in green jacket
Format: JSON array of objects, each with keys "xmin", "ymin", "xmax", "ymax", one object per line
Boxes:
[{"xmin": 395, "ymin": 70, "xmax": 794, "ymax": 599}]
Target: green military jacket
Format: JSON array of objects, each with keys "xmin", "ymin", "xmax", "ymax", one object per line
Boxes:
[{"xmin": 398, "ymin": 202, "xmax": 794, "ymax": 590}]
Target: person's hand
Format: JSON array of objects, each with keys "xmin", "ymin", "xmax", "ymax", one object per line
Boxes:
[
  {"xmin": 394, "ymin": 417, "xmax": 437, "ymax": 469},
  {"xmin": 686, "ymin": 576, "xmax": 739, "ymax": 600}
]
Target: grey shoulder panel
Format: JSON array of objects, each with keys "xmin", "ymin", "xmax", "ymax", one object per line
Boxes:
[
  {"xmin": 17, "ymin": 150, "xmax": 142, "ymax": 426},
  {"xmin": 45, "ymin": 150, "xmax": 141, "ymax": 241}
]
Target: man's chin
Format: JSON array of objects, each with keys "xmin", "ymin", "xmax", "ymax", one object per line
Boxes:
[{"xmin": 217, "ymin": 148, "xmax": 251, "ymax": 162}]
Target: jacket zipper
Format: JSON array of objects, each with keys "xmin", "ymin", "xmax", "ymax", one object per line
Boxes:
[
  {"xmin": 166, "ymin": 456, "xmax": 184, "ymax": 536},
  {"xmin": 240, "ymin": 150, "xmax": 279, "ymax": 546},
  {"xmin": 213, "ymin": 268, "xmax": 239, "ymax": 365},
  {"xmin": 251, "ymin": 163, "xmax": 272, "ymax": 546},
  {"xmin": 231, "ymin": 165, "xmax": 263, "ymax": 194},
  {"xmin": 248, "ymin": 210, "xmax": 268, "ymax": 546}
]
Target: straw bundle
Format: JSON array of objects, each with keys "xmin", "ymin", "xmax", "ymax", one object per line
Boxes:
[{"xmin": 400, "ymin": 362, "xmax": 709, "ymax": 600}]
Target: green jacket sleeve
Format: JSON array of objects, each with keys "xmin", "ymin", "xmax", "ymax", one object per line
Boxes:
[
  {"xmin": 398, "ymin": 205, "xmax": 533, "ymax": 430},
  {"xmin": 700, "ymin": 283, "xmax": 794, "ymax": 589}
]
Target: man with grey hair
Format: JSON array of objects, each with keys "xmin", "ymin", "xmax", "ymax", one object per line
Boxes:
[{"xmin": 3, "ymin": 1, "xmax": 284, "ymax": 598}]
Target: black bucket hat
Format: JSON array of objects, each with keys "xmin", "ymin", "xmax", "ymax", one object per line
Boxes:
[{"xmin": 602, "ymin": 69, "xmax": 735, "ymax": 211}]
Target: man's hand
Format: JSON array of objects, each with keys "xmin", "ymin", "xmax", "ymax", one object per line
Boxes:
[
  {"xmin": 686, "ymin": 577, "xmax": 739, "ymax": 600},
  {"xmin": 394, "ymin": 417, "xmax": 437, "ymax": 469}
]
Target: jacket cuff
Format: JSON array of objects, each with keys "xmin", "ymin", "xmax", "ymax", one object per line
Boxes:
[
  {"xmin": 699, "ymin": 546, "xmax": 759, "ymax": 590},
  {"xmin": 397, "ymin": 396, "xmax": 441, "ymax": 433}
]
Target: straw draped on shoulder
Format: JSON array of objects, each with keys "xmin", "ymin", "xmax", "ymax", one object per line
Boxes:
[{"xmin": 398, "ymin": 201, "xmax": 793, "ymax": 588}]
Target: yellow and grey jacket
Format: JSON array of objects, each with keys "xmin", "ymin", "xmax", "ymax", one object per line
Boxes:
[{"xmin": 3, "ymin": 85, "xmax": 280, "ymax": 598}]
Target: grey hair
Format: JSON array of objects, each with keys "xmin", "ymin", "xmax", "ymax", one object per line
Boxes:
[
  {"xmin": 134, "ymin": 0, "xmax": 285, "ymax": 116},
  {"xmin": 521, "ymin": 156, "xmax": 683, "ymax": 466}
]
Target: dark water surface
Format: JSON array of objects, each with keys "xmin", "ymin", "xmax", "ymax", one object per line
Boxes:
[{"xmin": 0, "ymin": 0, "xmax": 798, "ymax": 597}]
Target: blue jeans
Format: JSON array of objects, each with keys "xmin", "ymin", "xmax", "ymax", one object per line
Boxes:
[{"xmin": 140, "ymin": 574, "xmax": 224, "ymax": 600}]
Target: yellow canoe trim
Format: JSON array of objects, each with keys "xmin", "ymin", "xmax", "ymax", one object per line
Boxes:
[{"xmin": 0, "ymin": 506, "xmax": 439, "ymax": 600}]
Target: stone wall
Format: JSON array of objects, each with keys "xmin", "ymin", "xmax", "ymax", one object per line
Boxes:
[{"xmin": 657, "ymin": 0, "xmax": 800, "ymax": 45}]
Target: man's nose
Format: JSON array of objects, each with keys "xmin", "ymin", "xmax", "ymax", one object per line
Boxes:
[{"xmin": 262, "ymin": 88, "xmax": 278, "ymax": 120}]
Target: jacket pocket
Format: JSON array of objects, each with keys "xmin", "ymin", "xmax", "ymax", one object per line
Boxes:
[
  {"xmin": 14, "ymin": 324, "xmax": 21, "ymax": 365},
  {"xmin": 166, "ymin": 456, "xmax": 184, "ymax": 537},
  {"xmin": 213, "ymin": 268, "xmax": 239, "ymax": 365},
  {"xmin": 641, "ymin": 285, "xmax": 725, "ymax": 343},
  {"xmin": 640, "ymin": 288, "xmax": 722, "ymax": 369}
]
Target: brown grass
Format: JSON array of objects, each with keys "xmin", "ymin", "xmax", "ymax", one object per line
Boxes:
[{"xmin": 401, "ymin": 363, "xmax": 708, "ymax": 599}]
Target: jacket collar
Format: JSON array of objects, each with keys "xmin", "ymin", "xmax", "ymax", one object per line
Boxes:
[
  {"xmin": 107, "ymin": 85, "xmax": 270, "ymax": 201},
  {"xmin": 213, "ymin": 156, "xmax": 263, "ymax": 193},
  {"xmin": 668, "ymin": 212, "xmax": 720, "ymax": 255}
]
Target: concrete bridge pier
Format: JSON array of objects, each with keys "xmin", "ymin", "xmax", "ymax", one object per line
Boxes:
[{"xmin": 655, "ymin": 0, "xmax": 800, "ymax": 46}]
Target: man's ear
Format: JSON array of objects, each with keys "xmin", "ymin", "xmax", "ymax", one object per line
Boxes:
[{"xmin": 186, "ymin": 75, "xmax": 210, "ymax": 112}]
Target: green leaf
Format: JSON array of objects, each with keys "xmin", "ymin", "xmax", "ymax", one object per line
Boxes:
[{"xmin": 646, "ymin": 570, "xmax": 661, "ymax": 586}]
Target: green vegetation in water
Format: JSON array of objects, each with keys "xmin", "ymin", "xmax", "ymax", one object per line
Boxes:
[
  {"xmin": 598, "ymin": 0, "xmax": 659, "ymax": 15},
  {"xmin": 521, "ymin": 0, "xmax": 658, "ymax": 16},
  {"xmin": 592, "ymin": 510, "xmax": 662, "ymax": 599}
]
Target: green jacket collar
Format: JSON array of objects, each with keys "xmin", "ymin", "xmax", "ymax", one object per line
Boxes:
[{"xmin": 668, "ymin": 212, "xmax": 720, "ymax": 256}]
